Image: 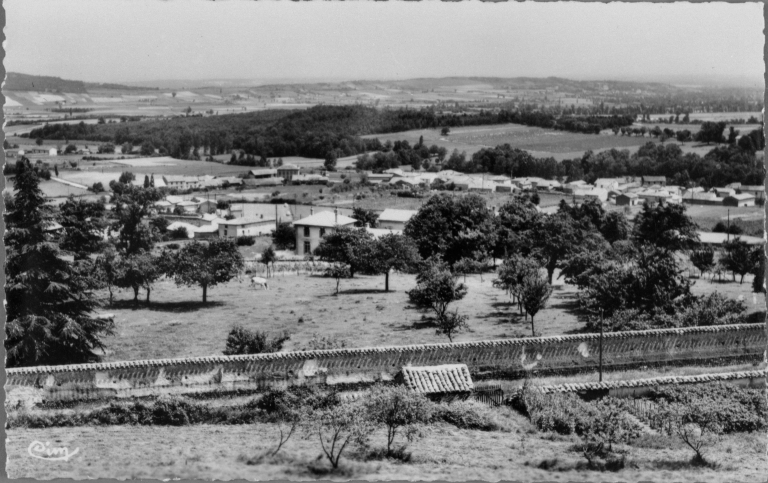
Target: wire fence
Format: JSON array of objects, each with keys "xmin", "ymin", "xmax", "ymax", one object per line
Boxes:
[
  {"xmin": 243, "ymin": 259, "xmax": 332, "ymax": 276},
  {"xmin": 472, "ymin": 385, "xmax": 505, "ymax": 407},
  {"xmin": 624, "ymin": 398, "xmax": 674, "ymax": 435}
]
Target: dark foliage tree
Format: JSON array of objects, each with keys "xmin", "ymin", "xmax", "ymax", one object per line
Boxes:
[
  {"xmin": 351, "ymin": 207, "xmax": 379, "ymax": 228},
  {"xmin": 314, "ymin": 226, "xmax": 375, "ymax": 278},
  {"xmin": 5, "ymin": 159, "xmax": 113, "ymax": 367},
  {"xmin": 690, "ymin": 247, "xmax": 716, "ymax": 278},
  {"xmin": 367, "ymin": 233, "xmax": 421, "ymax": 291},
  {"xmin": 58, "ymin": 196, "xmax": 108, "ymax": 259},
  {"xmin": 519, "ymin": 273, "xmax": 553, "ymax": 336},
  {"xmin": 407, "ymin": 260, "xmax": 468, "ymax": 327},
  {"xmin": 633, "ymin": 201, "xmax": 700, "ymax": 252},
  {"xmin": 404, "ymin": 193, "xmax": 496, "ymax": 266},
  {"xmin": 223, "ymin": 325, "xmax": 289, "ymax": 355},
  {"xmin": 271, "ymin": 221, "xmax": 296, "ymax": 250},
  {"xmin": 528, "ymin": 212, "xmax": 580, "ymax": 284},
  {"xmin": 116, "ymin": 251, "xmax": 162, "ymax": 304},
  {"xmin": 720, "ymin": 238, "xmax": 755, "ymax": 284}
]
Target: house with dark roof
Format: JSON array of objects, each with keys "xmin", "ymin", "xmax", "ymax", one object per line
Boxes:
[
  {"xmin": 293, "ymin": 209, "xmax": 357, "ymax": 255},
  {"xmin": 398, "ymin": 364, "xmax": 474, "ymax": 402},
  {"xmin": 641, "ymin": 176, "xmax": 666, "ymax": 187}
]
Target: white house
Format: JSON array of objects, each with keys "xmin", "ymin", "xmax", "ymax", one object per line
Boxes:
[
  {"xmin": 378, "ymin": 209, "xmax": 417, "ymax": 231},
  {"xmin": 293, "ymin": 209, "xmax": 356, "ymax": 256},
  {"xmin": 218, "ymin": 215, "xmax": 276, "ymax": 238},
  {"xmin": 48, "ymin": 148, "xmax": 58, "ymax": 157},
  {"xmin": 163, "ymin": 175, "xmax": 202, "ymax": 190}
]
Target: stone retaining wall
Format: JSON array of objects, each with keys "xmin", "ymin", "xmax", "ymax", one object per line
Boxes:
[{"xmin": 6, "ymin": 324, "xmax": 764, "ymax": 405}]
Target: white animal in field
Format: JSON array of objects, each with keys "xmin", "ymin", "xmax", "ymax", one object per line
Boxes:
[{"xmin": 250, "ymin": 276, "xmax": 269, "ymax": 290}]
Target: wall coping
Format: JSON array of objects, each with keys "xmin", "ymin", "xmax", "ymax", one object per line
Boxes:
[
  {"xmin": 536, "ymin": 369, "xmax": 767, "ymax": 394},
  {"xmin": 6, "ymin": 323, "xmax": 762, "ymax": 376}
]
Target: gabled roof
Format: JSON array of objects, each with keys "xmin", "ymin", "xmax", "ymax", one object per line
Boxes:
[
  {"xmin": 293, "ymin": 211, "xmax": 356, "ymax": 228},
  {"xmin": 249, "ymin": 168, "xmax": 278, "ymax": 176},
  {"xmin": 401, "ymin": 364, "xmax": 473, "ymax": 394},
  {"xmin": 725, "ymin": 193, "xmax": 755, "ymax": 200},
  {"xmin": 277, "ymin": 164, "xmax": 300, "ymax": 171},
  {"xmin": 378, "ymin": 208, "xmax": 417, "ymax": 223},
  {"xmin": 165, "ymin": 196, "xmax": 184, "ymax": 204}
]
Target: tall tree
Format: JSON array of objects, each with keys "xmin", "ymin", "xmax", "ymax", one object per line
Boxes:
[
  {"xmin": 165, "ymin": 239, "xmax": 244, "ymax": 303},
  {"xmin": 632, "ymin": 201, "xmax": 700, "ymax": 253},
  {"xmin": 116, "ymin": 251, "xmax": 161, "ymax": 304},
  {"xmin": 5, "ymin": 159, "xmax": 113, "ymax": 367},
  {"xmin": 368, "ymin": 233, "xmax": 421, "ymax": 291},
  {"xmin": 351, "ymin": 207, "xmax": 379, "ymax": 228},
  {"xmin": 314, "ymin": 226, "xmax": 375, "ymax": 278},
  {"xmin": 404, "ymin": 193, "xmax": 496, "ymax": 266},
  {"xmin": 407, "ymin": 260, "xmax": 468, "ymax": 324},
  {"xmin": 271, "ymin": 221, "xmax": 296, "ymax": 250},
  {"xmin": 58, "ymin": 196, "xmax": 107, "ymax": 259},
  {"xmin": 519, "ymin": 272, "xmax": 553, "ymax": 336},
  {"xmin": 528, "ymin": 212, "xmax": 580, "ymax": 284}
]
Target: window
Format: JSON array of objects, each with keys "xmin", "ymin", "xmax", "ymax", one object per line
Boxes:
[
  {"xmin": 304, "ymin": 241, "xmax": 311, "ymax": 254},
  {"xmin": 303, "ymin": 226, "xmax": 310, "ymax": 237},
  {"xmin": 320, "ymin": 228, "xmax": 326, "ymax": 237}
]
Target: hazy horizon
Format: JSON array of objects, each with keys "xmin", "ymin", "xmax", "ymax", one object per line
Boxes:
[{"xmin": 5, "ymin": 1, "xmax": 764, "ymax": 89}]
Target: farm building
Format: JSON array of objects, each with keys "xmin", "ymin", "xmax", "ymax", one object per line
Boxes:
[
  {"xmin": 242, "ymin": 178, "xmax": 282, "ymax": 188},
  {"xmin": 378, "ymin": 209, "xmax": 417, "ymax": 231},
  {"xmin": 366, "ymin": 173, "xmax": 394, "ymax": 185},
  {"xmin": 176, "ymin": 200, "xmax": 200, "ymax": 214},
  {"xmin": 738, "ymin": 185, "xmax": 765, "ymax": 199},
  {"xmin": 637, "ymin": 189, "xmax": 680, "ymax": 204},
  {"xmin": 218, "ymin": 215, "xmax": 276, "ymax": 238},
  {"xmin": 616, "ymin": 192, "xmax": 640, "ymax": 206},
  {"xmin": 246, "ymin": 168, "xmax": 279, "ymax": 179},
  {"xmin": 573, "ymin": 188, "xmax": 608, "ymax": 203},
  {"xmin": 276, "ymin": 164, "xmax": 300, "ymax": 182},
  {"xmin": 196, "ymin": 199, "xmax": 218, "ymax": 214},
  {"xmin": 713, "ymin": 187, "xmax": 736, "ymax": 198},
  {"xmin": 398, "ymin": 364, "xmax": 473, "ymax": 403},
  {"xmin": 682, "ymin": 191, "xmax": 722, "ymax": 206},
  {"xmin": 48, "ymin": 148, "xmax": 58, "ymax": 156},
  {"xmin": 162, "ymin": 175, "xmax": 202, "ymax": 190},
  {"xmin": 722, "ymin": 193, "xmax": 756, "ymax": 207},
  {"xmin": 293, "ymin": 209, "xmax": 357, "ymax": 256},
  {"xmin": 390, "ymin": 177, "xmax": 422, "ymax": 188},
  {"xmin": 641, "ymin": 176, "xmax": 666, "ymax": 187}
]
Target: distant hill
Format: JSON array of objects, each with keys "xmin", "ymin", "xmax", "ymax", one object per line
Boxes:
[
  {"xmin": 5, "ymin": 72, "xmax": 157, "ymax": 92},
  {"xmin": 5, "ymin": 72, "xmax": 87, "ymax": 93}
]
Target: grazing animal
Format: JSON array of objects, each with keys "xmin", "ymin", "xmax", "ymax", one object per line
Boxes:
[{"xmin": 250, "ymin": 276, "xmax": 269, "ymax": 290}]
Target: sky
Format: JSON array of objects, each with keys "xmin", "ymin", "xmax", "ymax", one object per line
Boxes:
[{"xmin": 4, "ymin": 0, "xmax": 765, "ymax": 86}]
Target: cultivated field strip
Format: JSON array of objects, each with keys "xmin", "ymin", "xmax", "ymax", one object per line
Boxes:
[{"xmin": 6, "ymin": 323, "xmax": 764, "ymax": 404}]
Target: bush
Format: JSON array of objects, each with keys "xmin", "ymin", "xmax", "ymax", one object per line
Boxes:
[
  {"xmin": 644, "ymin": 383, "xmax": 766, "ymax": 433},
  {"xmin": 169, "ymin": 226, "xmax": 189, "ymax": 240},
  {"xmin": 166, "ymin": 243, "xmax": 180, "ymax": 250},
  {"xmin": 510, "ymin": 380, "xmax": 594, "ymax": 435},
  {"xmin": 300, "ymin": 334, "xmax": 348, "ymax": 351},
  {"xmin": 431, "ymin": 400, "xmax": 509, "ymax": 431},
  {"xmin": 237, "ymin": 235, "xmax": 256, "ymax": 246},
  {"xmin": 223, "ymin": 325, "xmax": 290, "ymax": 355}
]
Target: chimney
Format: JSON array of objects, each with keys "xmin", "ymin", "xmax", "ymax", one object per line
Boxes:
[{"xmin": 310, "ymin": 207, "xmax": 314, "ymax": 215}]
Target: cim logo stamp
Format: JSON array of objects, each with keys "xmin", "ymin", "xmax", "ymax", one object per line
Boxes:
[{"xmin": 28, "ymin": 441, "xmax": 80, "ymax": 461}]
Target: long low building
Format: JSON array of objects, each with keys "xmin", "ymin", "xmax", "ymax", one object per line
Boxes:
[{"xmin": 218, "ymin": 215, "xmax": 277, "ymax": 238}]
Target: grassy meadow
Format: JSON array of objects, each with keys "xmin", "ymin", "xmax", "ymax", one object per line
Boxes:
[
  {"xmin": 7, "ymin": 420, "xmax": 765, "ymax": 481},
  {"xmin": 94, "ymin": 267, "xmax": 763, "ymax": 363}
]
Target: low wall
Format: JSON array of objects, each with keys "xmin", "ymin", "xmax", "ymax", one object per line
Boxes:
[{"xmin": 6, "ymin": 324, "xmax": 764, "ymax": 405}]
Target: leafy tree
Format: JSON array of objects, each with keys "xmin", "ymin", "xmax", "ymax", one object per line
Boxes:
[
  {"xmin": 351, "ymin": 207, "xmax": 379, "ymax": 228},
  {"xmin": 632, "ymin": 201, "xmax": 700, "ymax": 252},
  {"xmin": 690, "ymin": 247, "xmax": 715, "ymax": 278},
  {"xmin": 111, "ymin": 185, "xmax": 164, "ymax": 254},
  {"xmin": 324, "ymin": 150, "xmax": 338, "ymax": 170},
  {"xmin": 140, "ymin": 140, "xmax": 155, "ymax": 156},
  {"xmin": 94, "ymin": 246, "xmax": 122, "ymax": 306},
  {"xmin": 165, "ymin": 239, "xmax": 245, "ymax": 302},
  {"xmin": 435, "ymin": 309, "xmax": 469, "ymax": 342},
  {"xmin": 169, "ymin": 226, "xmax": 189, "ymax": 240},
  {"xmin": 271, "ymin": 221, "xmax": 296, "ymax": 250},
  {"xmin": 519, "ymin": 273, "xmax": 553, "ymax": 336},
  {"xmin": 149, "ymin": 216, "xmax": 170, "ymax": 235},
  {"xmin": 441, "ymin": 127, "xmax": 450, "ymax": 136},
  {"xmin": 58, "ymin": 196, "xmax": 107, "ymax": 259},
  {"xmin": 493, "ymin": 255, "xmax": 541, "ymax": 317},
  {"xmin": 5, "ymin": 159, "xmax": 113, "ymax": 367},
  {"xmin": 600, "ymin": 211, "xmax": 630, "ymax": 243},
  {"xmin": 528, "ymin": 212, "xmax": 580, "ymax": 284},
  {"xmin": 54, "ymin": 164, "xmax": 59, "ymax": 176},
  {"xmin": 694, "ymin": 121, "xmax": 727, "ymax": 145},
  {"xmin": 35, "ymin": 137, "xmax": 44, "ymax": 146},
  {"xmin": 407, "ymin": 260, "xmax": 468, "ymax": 327},
  {"xmin": 143, "ymin": 175, "xmax": 150, "ymax": 188},
  {"xmin": 64, "ymin": 144, "xmax": 77, "ymax": 154},
  {"xmin": 118, "ymin": 171, "xmax": 135, "ymax": 184},
  {"xmin": 453, "ymin": 257, "xmax": 485, "ymax": 283},
  {"xmin": 660, "ymin": 400, "xmax": 723, "ymax": 466},
  {"xmin": 493, "ymin": 197, "xmax": 539, "ymax": 259},
  {"xmin": 404, "ymin": 193, "xmax": 496, "ymax": 266},
  {"xmin": 314, "ymin": 226, "xmax": 375, "ymax": 278},
  {"xmin": 325, "ymin": 263, "xmax": 351, "ymax": 295},
  {"xmin": 364, "ymin": 386, "xmax": 432, "ymax": 457},
  {"xmin": 305, "ymin": 400, "xmax": 375, "ymax": 470},
  {"xmin": 720, "ymin": 238, "xmax": 755, "ymax": 284},
  {"xmin": 367, "ymin": 233, "xmax": 421, "ymax": 291},
  {"xmin": 261, "ymin": 245, "xmax": 277, "ymax": 278},
  {"xmin": 116, "ymin": 251, "xmax": 162, "ymax": 304}
]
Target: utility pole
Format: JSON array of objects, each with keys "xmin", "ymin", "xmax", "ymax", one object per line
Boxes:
[
  {"xmin": 727, "ymin": 209, "xmax": 731, "ymax": 242},
  {"xmin": 599, "ymin": 308, "xmax": 604, "ymax": 383}
]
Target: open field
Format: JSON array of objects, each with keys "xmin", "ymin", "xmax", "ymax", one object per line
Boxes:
[
  {"xmin": 94, "ymin": 268, "xmax": 763, "ymax": 363},
  {"xmin": 7, "ymin": 422, "xmax": 765, "ymax": 481}
]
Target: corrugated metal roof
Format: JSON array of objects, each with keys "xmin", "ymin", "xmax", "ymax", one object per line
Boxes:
[{"xmin": 401, "ymin": 364, "xmax": 473, "ymax": 394}]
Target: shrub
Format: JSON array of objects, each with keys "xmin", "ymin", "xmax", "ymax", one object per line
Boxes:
[
  {"xmin": 166, "ymin": 243, "xmax": 180, "ymax": 250},
  {"xmin": 237, "ymin": 235, "xmax": 256, "ymax": 246},
  {"xmin": 364, "ymin": 385, "xmax": 432, "ymax": 456},
  {"xmin": 644, "ymin": 383, "xmax": 767, "ymax": 433},
  {"xmin": 431, "ymin": 400, "xmax": 509, "ymax": 431},
  {"xmin": 169, "ymin": 226, "xmax": 189, "ymax": 240},
  {"xmin": 300, "ymin": 334, "xmax": 348, "ymax": 351},
  {"xmin": 222, "ymin": 325, "xmax": 290, "ymax": 355},
  {"xmin": 511, "ymin": 379, "xmax": 594, "ymax": 435}
]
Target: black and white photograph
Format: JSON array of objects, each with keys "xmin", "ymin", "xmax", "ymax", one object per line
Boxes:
[{"xmin": 2, "ymin": 0, "xmax": 766, "ymax": 481}]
